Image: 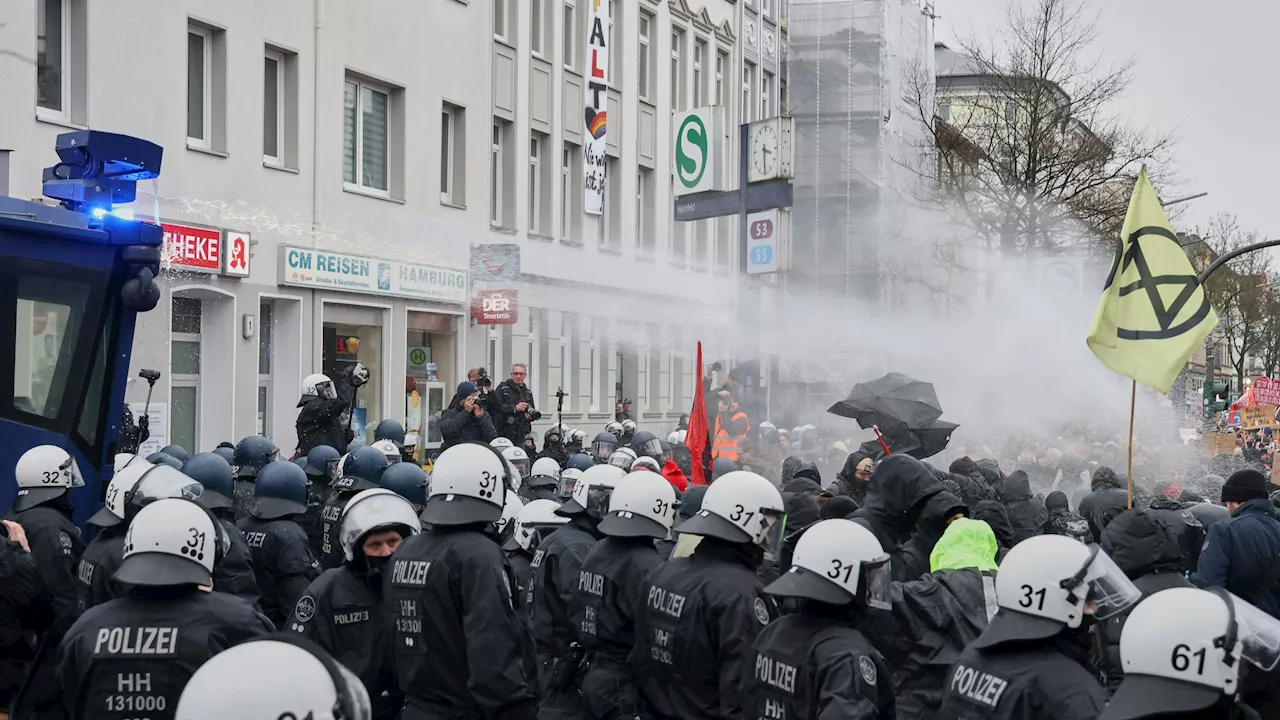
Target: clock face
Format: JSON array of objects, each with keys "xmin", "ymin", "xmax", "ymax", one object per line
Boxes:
[{"xmin": 752, "ymin": 125, "xmax": 778, "ymax": 176}]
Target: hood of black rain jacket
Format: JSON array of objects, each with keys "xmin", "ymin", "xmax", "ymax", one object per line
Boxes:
[
  {"xmin": 858, "ymin": 454, "xmax": 945, "ymax": 546},
  {"xmin": 1093, "ymin": 466, "xmax": 1124, "ymax": 491},
  {"xmin": 792, "ymin": 461, "xmax": 822, "ymax": 485},
  {"xmin": 783, "ymin": 477, "xmax": 822, "ymax": 496},
  {"xmin": 971, "ymin": 500, "xmax": 1017, "ymax": 550},
  {"xmin": 780, "ymin": 456, "xmax": 804, "ymax": 486},
  {"xmin": 1001, "ymin": 470, "xmax": 1034, "ymax": 503},
  {"xmin": 1101, "ymin": 508, "xmax": 1185, "ymax": 578},
  {"xmin": 975, "ymin": 458, "xmax": 1005, "ymax": 487}
]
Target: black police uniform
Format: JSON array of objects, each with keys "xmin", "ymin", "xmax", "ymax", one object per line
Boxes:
[
  {"xmin": 296, "ymin": 374, "xmax": 357, "ymax": 455},
  {"xmin": 526, "ymin": 516, "xmax": 601, "ymax": 720},
  {"xmin": 570, "ymin": 536, "xmax": 665, "ymax": 720},
  {"xmin": 55, "ymin": 588, "xmax": 273, "ymax": 720},
  {"xmin": 509, "ymin": 549, "xmax": 534, "ymax": 601},
  {"xmin": 235, "ymin": 516, "xmax": 322, "ymax": 629},
  {"xmin": 213, "ymin": 518, "xmax": 261, "ymax": 609},
  {"xmin": 936, "ymin": 631, "xmax": 1107, "ymax": 719},
  {"xmin": 0, "ymin": 529, "xmax": 51, "ymax": 710},
  {"xmin": 317, "ymin": 477, "xmax": 377, "ymax": 569},
  {"xmin": 288, "ymin": 565, "xmax": 400, "ymax": 720},
  {"xmin": 304, "ymin": 476, "xmax": 335, "ymax": 555},
  {"xmin": 744, "ymin": 612, "xmax": 895, "ymax": 720},
  {"xmin": 632, "ymin": 538, "xmax": 779, "ymax": 720},
  {"xmin": 387, "ymin": 526, "xmax": 539, "ymax": 720},
  {"xmin": 75, "ymin": 527, "xmax": 127, "ymax": 612}
]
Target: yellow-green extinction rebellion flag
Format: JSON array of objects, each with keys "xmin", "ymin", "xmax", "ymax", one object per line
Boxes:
[{"xmin": 1087, "ymin": 167, "xmax": 1219, "ymax": 394}]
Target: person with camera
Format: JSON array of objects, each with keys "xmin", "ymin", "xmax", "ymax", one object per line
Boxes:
[
  {"xmin": 441, "ymin": 381, "xmax": 498, "ymax": 450},
  {"xmin": 491, "ymin": 364, "xmax": 540, "ymax": 446}
]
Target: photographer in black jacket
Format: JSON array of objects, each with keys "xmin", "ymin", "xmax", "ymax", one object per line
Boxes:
[
  {"xmin": 441, "ymin": 381, "xmax": 498, "ymax": 449},
  {"xmin": 490, "ymin": 363, "xmax": 540, "ymax": 445}
]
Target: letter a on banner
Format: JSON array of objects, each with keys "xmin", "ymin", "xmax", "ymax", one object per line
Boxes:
[{"xmin": 583, "ymin": 0, "xmax": 610, "ymax": 215}]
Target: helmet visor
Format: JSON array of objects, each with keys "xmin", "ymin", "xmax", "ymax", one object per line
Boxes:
[
  {"xmin": 607, "ymin": 454, "xmax": 632, "ymax": 470},
  {"xmin": 62, "ymin": 453, "xmax": 86, "ymax": 488},
  {"xmin": 559, "ymin": 470, "xmax": 580, "ymax": 498},
  {"xmin": 514, "ymin": 459, "xmax": 531, "ymax": 478},
  {"xmin": 638, "ymin": 438, "xmax": 664, "ymax": 457},
  {"xmin": 585, "ymin": 485, "xmax": 615, "ymax": 519},
  {"xmin": 1082, "ymin": 546, "xmax": 1142, "ymax": 620},
  {"xmin": 315, "ymin": 379, "xmax": 337, "ymax": 400},
  {"xmin": 592, "ymin": 439, "xmax": 616, "ymax": 460},
  {"xmin": 326, "ymin": 457, "xmax": 342, "ymax": 481},
  {"xmin": 1230, "ymin": 593, "xmax": 1280, "ymax": 672},
  {"xmin": 758, "ymin": 509, "xmax": 788, "ymax": 562},
  {"xmin": 862, "ymin": 555, "xmax": 893, "ymax": 611}
]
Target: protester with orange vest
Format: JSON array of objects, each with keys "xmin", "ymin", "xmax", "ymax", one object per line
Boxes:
[{"xmin": 712, "ymin": 393, "xmax": 751, "ymax": 463}]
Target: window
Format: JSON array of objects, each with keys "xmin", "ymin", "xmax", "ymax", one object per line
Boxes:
[
  {"xmin": 257, "ymin": 302, "xmax": 273, "ymax": 437},
  {"xmin": 487, "ymin": 326, "xmax": 504, "ymax": 385},
  {"xmin": 693, "ymin": 40, "xmax": 705, "ymax": 108},
  {"xmin": 715, "ymin": 51, "xmax": 725, "ymax": 105},
  {"xmin": 762, "ymin": 71, "xmax": 772, "ymax": 119},
  {"xmin": 938, "ymin": 101, "xmax": 951, "ymax": 122},
  {"xmin": 670, "ymin": 179, "xmax": 686, "ymax": 265},
  {"xmin": 743, "ymin": 64, "xmax": 754, "ymax": 122},
  {"xmin": 36, "ymin": 0, "xmax": 70, "ymax": 117},
  {"xmin": 637, "ymin": 170, "xmax": 645, "ymax": 254},
  {"xmin": 263, "ymin": 51, "xmax": 285, "ymax": 164},
  {"xmin": 171, "ymin": 297, "xmax": 202, "ymax": 454},
  {"xmin": 607, "ymin": 1, "xmax": 617, "ymax": 84},
  {"xmin": 638, "ymin": 13, "xmax": 652, "ymax": 100},
  {"xmin": 491, "ymin": 122, "xmax": 506, "ymax": 226},
  {"xmin": 529, "ymin": 133, "xmax": 544, "ymax": 234},
  {"xmin": 638, "ymin": 169, "xmax": 654, "ymax": 257},
  {"xmin": 561, "ymin": 142, "xmax": 582, "ymax": 243},
  {"xmin": 561, "ymin": 145, "xmax": 571, "ymax": 241},
  {"xmin": 494, "ymin": 0, "xmax": 509, "ymax": 42},
  {"xmin": 597, "ymin": 160, "xmax": 611, "ymax": 249},
  {"xmin": 343, "ymin": 78, "xmax": 390, "ymax": 193},
  {"xmin": 531, "ymin": 0, "xmax": 545, "ymax": 55},
  {"xmin": 589, "ymin": 344, "xmax": 601, "ymax": 412},
  {"xmin": 187, "ymin": 26, "xmax": 212, "ymax": 147},
  {"xmin": 559, "ymin": 337, "xmax": 573, "ymax": 412},
  {"xmin": 762, "ymin": 0, "xmax": 773, "ymax": 17},
  {"xmin": 441, "ymin": 103, "xmax": 466, "ymax": 206},
  {"xmin": 563, "ymin": 0, "xmax": 578, "ymax": 70},
  {"xmin": 671, "ymin": 30, "xmax": 684, "ymax": 111}
]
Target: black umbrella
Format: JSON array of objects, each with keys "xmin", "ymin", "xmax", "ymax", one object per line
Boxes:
[
  {"xmin": 855, "ymin": 421, "xmax": 958, "ymax": 461},
  {"xmin": 828, "ymin": 372, "xmax": 944, "ymax": 434}
]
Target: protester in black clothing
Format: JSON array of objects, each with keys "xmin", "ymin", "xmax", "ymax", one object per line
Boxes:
[
  {"xmin": 1078, "ymin": 465, "xmax": 1131, "ymax": 543},
  {"xmin": 1000, "ymin": 470, "xmax": 1048, "ymax": 545},
  {"xmin": 440, "ymin": 381, "xmax": 498, "ymax": 449},
  {"xmin": 1038, "ymin": 490, "xmax": 1092, "ymax": 543},
  {"xmin": 490, "ymin": 364, "xmax": 539, "ymax": 445},
  {"xmin": 0, "ymin": 519, "xmax": 51, "ymax": 712}
]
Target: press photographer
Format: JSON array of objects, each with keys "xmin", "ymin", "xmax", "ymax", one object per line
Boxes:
[{"xmin": 492, "ymin": 363, "xmax": 540, "ymax": 445}]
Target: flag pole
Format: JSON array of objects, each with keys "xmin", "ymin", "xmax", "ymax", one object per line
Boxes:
[{"xmin": 1127, "ymin": 380, "xmax": 1136, "ymax": 509}]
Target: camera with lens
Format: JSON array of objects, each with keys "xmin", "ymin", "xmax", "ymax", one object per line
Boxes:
[
  {"xmin": 528, "ymin": 410, "xmax": 543, "ymax": 422},
  {"xmin": 476, "ymin": 368, "xmax": 492, "ymax": 390}
]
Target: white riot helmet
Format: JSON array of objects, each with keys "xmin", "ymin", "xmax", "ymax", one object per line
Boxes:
[
  {"xmin": 338, "ymin": 489, "xmax": 422, "ymax": 562},
  {"xmin": 421, "ymin": 443, "xmax": 509, "ymax": 526},
  {"xmin": 117, "ymin": 498, "xmax": 221, "ymax": 587},
  {"xmin": 676, "ymin": 471, "xmax": 787, "ymax": 559},
  {"xmin": 176, "ymin": 636, "xmax": 372, "ymax": 720},
  {"xmin": 302, "ymin": 373, "xmax": 337, "ymax": 401},
  {"xmin": 502, "ymin": 446, "xmax": 531, "ymax": 481},
  {"xmin": 557, "ymin": 464, "xmax": 626, "ymax": 520},
  {"xmin": 1101, "ymin": 587, "xmax": 1280, "ymax": 720},
  {"xmin": 621, "ymin": 419, "xmax": 637, "ymax": 434},
  {"xmin": 502, "ymin": 499, "xmax": 569, "ymax": 553},
  {"xmin": 497, "ymin": 492, "xmax": 524, "ymax": 538},
  {"xmin": 598, "ymin": 470, "xmax": 679, "ymax": 539},
  {"xmin": 766, "ymin": 519, "xmax": 892, "ymax": 609},
  {"xmin": 569, "ymin": 428, "xmax": 587, "ymax": 444},
  {"xmin": 13, "ymin": 445, "xmax": 85, "ymax": 511},
  {"xmin": 371, "ymin": 440, "xmax": 402, "ymax": 465},
  {"xmin": 631, "ymin": 456, "xmax": 661, "ymax": 473},
  {"xmin": 88, "ymin": 455, "xmax": 153, "ymax": 528},
  {"xmin": 529, "ymin": 457, "xmax": 561, "ymax": 488},
  {"xmin": 981, "ymin": 535, "xmax": 1141, "ymax": 649},
  {"xmin": 605, "ymin": 421, "xmax": 623, "ymax": 437},
  {"xmin": 559, "ymin": 467, "xmax": 583, "ymax": 499},
  {"xmin": 490, "ymin": 437, "xmax": 514, "ymax": 449},
  {"xmin": 607, "ymin": 447, "xmax": 637, "ymax": 470},
  {"xmin": 667, "ymin": 430, "xmax": 687, "ymax": 446}
]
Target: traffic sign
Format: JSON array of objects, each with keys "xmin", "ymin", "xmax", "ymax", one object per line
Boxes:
[
  {"xmin": 746, "ymin": 209, "xmax": 787, "ymax": 275},
  {"xmin": 672, "ymin": 107, "xmax": 725, "ymax": 197}
]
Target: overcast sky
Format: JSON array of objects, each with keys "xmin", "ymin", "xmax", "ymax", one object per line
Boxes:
[{"xmin": 934, "ymin": 0, "xmax": 1280, "ymax": 239}]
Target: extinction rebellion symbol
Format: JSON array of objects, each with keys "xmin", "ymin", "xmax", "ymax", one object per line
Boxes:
[{"xmin": 1103, "ymin": 225, "xmax": 1213, "ymax": 341}]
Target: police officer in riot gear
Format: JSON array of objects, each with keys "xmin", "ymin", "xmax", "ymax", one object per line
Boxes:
[
  {"xmin": 937, "ymin": 534, "xmax": 1141, "ymax": 719},
  {"xmin": 301, "ymin": 444, "xmax": 342, "ymax": 552},
  {"xmin": 297, "ymin": 364, "xmax": 368, "ymax": 456},
  {"xmin": 288, "ymin": 489, "xmax": 421, "ymax": 720},
  {"xmin": 176, "ymin": 635, "xmax": 373, "ymax": 720},
  {"xmin": 572, "ymin": 471, "xmax": 676, "ymax": 720},
  {"xmin": 591, "ymin": 433, "xmax": 618, "ymax": 465},
  {"xmin": 386, "ymin": 443, "xmax": 539, "ymax": 720},
  {"xmin": 633, "ymin": 470, "xmax": 788, "ymax": 720},
  {"xmin": 379, "ymin": 462, "xmax": 429, "ymax": 514},
  {"xmin": 231, "ymin": 435, "xmax": 280, "ymax": 522},
  {"xmin": 744, "ymin": 519, "xmax": 896, "ymax": 720},
  {"xmin": 540, "ymin": 426, "xmax": 570, "ymax": 469},
  {"xmin": 528, "ymin": 463, "xmax": 625, "ymax": 719},
  {"xmin": 374, "ymin": 418, "xmax": 409, "ymax": 460},
  {"xmin": 1101, "ymin": 587, "xmax": 1276, "ymax": 720},
  {"xmin": 9, "ymin": 445, "xmax": 87, "ymax": 720},
  {"xmin": 55, "ymin": 498, "xmax": 273, "ymax": 720},
  {"xmin": 159, "ymin": 445, "xmax": 189, "ymax": 464},
  {"xmin": 629, "ymin": 431, "xmax": 663, "ymax": 460},
  {"xmin": 237, "ymin": 461, "xmax": 323, "ymax": 629},
  {"xmin": 78, "ymin": 458, "xmax": 152, "ymax": 612},
  {"xmin": 180, "ymin": 452, "xmax": 261, "ymax": 608},
  {"xmin": 503, "ymin": 499, "xmax": 569, "ymax": 603},
  {"xmin": 524, "ymin": 458, "xmax": 563, "ymax": 502},
  {"xmin": 318, "ymin": 446, "xmax": 389, "ymax": 569}
]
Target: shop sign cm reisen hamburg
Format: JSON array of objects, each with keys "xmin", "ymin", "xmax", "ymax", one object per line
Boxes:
[{"xmin": 279, "ymin": 245, "xmax": 468, "ymax": 304}]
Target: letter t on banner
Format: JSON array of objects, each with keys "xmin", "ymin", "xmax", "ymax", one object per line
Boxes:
[{"xmin": 583, "ymin": 0, "xmax": 610, "ymax": 215}]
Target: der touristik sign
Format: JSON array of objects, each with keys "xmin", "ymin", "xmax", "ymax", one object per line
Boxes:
[
  {"xmin": 279, "ymin": 245, "xmax": 468, "ymax": 304},
  {"xmin": 472, "ymin": 290, "xmax": 518, "ymax": 325}
]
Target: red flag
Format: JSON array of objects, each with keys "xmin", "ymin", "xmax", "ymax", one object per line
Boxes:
[{"xmin": 687, "ymin": 342, "xmax": 712, "ymax": 485}]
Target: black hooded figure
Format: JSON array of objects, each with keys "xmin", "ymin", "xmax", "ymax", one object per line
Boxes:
[
  {"xmin": 1001, "ymin": 471, "xmax": 1048, "ymax": 545},
  {"xmin": 1077, "ymin": 466, "xmax": 1131, "ymax": 543},
  {"xmin": 897, "ymin": 491, "xmax": 969, "ymax": 582},
  {"xmin": 1096, "ymin": 508, "xmax": 1195, "ymax": 692},
  {"xmin": 1038, "ymin": 491, "xmax": 1092, "ymax": 543},
  {"xmin": 830, "ymin": 451, "xmax": 873, "ymax": 506},
  {"xmin": 851, "ymin": 455, "xmax": 946, "ymax": 572},
  {"xmin": 970, "ymin": 500, "xmax": 1017, "ymax": 563}
]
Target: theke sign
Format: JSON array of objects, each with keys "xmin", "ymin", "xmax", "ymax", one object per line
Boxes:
[
  {"xmin": 1255, "ymin": 377, "xmax": 1280, "ymax": 406},
  {"xmin": 161, "ymin": 223, "xmax": 222, "ymax": 273},
  {"xmin": 472, "ymin": 290, "xmax": 519, "ymax": 325}
]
